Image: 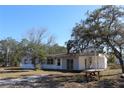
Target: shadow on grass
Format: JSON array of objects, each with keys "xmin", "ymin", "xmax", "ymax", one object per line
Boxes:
[
  {"xmin": 42, "ymin": 69, "xmax": 82, "ymax": 73},
  {"xmin": 0, "ymin": 70, "xmax": 29, "ymax": 73},
  {"xmin": 4, "ymin": 67, "xmax": 33, "ymax": 70}
]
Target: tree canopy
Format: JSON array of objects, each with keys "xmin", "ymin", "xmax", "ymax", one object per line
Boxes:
[
  {"xmin": 0, "ymin": 28, "xmax": 66, "ymax": 68},
  {"xmin": 67, "ymin": 5, "xmax": 124, "ymax": 73}
]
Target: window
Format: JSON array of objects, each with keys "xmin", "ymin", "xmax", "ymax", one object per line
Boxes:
[
  {"xmin": 24, "ymin": 59, "xmax": 28, "ymax": 64},
  {"xmin": 57, "ymin": 59, "xmax": 61, "ymax": 66},
  {"xmin": 47, "ymin": 58, "xmax": 54, "ymax": 64}
]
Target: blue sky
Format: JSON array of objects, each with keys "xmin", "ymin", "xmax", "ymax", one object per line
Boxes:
[{"xmin": 0, "ymin": 5, "xmax": 101, "ymax": 46}]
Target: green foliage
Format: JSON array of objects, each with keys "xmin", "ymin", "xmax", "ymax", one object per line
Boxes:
[
  {"xmin": 108, "ymin": 54, "xmax": 116, "ymax": 64},
  {"xmin": 46, "ymin": 44, "xmax": 66, "ymax": 54},
  {"xmin": 0, "ymin": 27, "xmax": 67, "ymax": 68},
  {"xmin": 67, "ymin": 5, "xmax": 124, "ymax": 73}
]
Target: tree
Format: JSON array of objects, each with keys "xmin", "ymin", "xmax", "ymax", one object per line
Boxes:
[
  {"xmin": 0, "ymin": 37, "xmax": 18, "ymax": 66},
  {"xmin": 67, "ymin": 5, "xmax": 124, "ymax": 73},
  {"xmin": 26, "ymin": 28, "xmax": 47, "ymax": 70},
  {"xmin": 12, "ymin": 39, "xmax": 30, "ymax": 66},
  {"xmin": 107, "ymin": 54, "xmax": 116, "ymax": 64},
  {"xmin": 46, "ymin": 43, "xmax": 66, "ymax": 54}
]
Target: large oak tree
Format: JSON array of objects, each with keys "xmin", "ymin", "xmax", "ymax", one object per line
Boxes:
[{"xmin": 67, "ymin": 5, "xmax": 124, "ymax": 73}]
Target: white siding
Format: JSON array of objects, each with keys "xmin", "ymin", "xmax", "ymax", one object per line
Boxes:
[
  {"xmin": 97, "ymin": 54, "xmax": 107, "ymax": 69},
  {"xmin": 20, "ymin": 56, "xmax": 34, "ymax": 69},
  {"xmin": 78, "ymin": 54, "xmax": 107, "ymax": 70},
  {"xmin": 41, "ymin": 54, "xmax": 107, "ymax": 71},
  {"xmin": 20, "ymin": 63, "xmax": 35, "ymax": 69},
  {"xmin": 41, "ymin": 64, "xmax": 62, "ymax": 69},
  {"xmin": 78, "ymin": 56, "xmax": 86, "ymax": 70},
  {"xmin": 42, "ymin": 57, "xmax": 79, "ymax": 70},
  {"xmin": 61, "ymin": 57, "xmax": 79, "ymax": 70},
  {"xmin": 73, "ymin": 58, "xmax": 79, "ymax": 70},
  {"xmin": 41, "ymin": 58, "xmax": 63, "ymax": 70}
]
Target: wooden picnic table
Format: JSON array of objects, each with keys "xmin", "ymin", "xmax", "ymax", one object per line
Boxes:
[{"xmin": 84, "ymin": 69, "xmax": 104, "ymax": 82}]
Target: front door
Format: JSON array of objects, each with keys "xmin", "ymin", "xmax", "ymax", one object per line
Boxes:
[{"xmin": 67, "ymin": 59, "xmax": 73, "ymax": 70}]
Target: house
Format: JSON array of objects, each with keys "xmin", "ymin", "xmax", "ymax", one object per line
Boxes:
[
  {"xmin": 20, "ymin": 55, "xmax": 39, "ymax": 69},
  {"xmin": 41, "ymin": 53, "xmax": 107, "ymax": 71}
]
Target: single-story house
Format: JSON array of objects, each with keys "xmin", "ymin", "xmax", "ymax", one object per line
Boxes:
[
  {"xmin": 41, "ymin": 53, "xmax": 107, "ymax": 71},
  {"xmin": 20, "ymin": 55, "xmax": 39, "ymax": 69}
]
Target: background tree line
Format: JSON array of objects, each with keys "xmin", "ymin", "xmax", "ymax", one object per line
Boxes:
[{"xmin": 0, "ymin": 28, "xmax": 66, "ymax": 67}]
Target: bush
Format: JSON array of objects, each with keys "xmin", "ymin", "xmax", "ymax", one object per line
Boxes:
[{"xmin": 107, "ymin": 54, "xmax": 116, "ymax": 64}]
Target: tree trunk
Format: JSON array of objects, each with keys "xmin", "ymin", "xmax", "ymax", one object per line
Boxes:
[
  {"xmin": 105, "ymin": 39, "xmax": 124, "ymax": 73},
  {"xmin": 119, "ymin": 59, "xmax": 124, "ymax": 73}
]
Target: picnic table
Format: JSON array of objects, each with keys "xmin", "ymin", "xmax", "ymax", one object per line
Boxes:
[{"xmin": 84, "ymin": 69, "xmax": 104, "ymax": 82}]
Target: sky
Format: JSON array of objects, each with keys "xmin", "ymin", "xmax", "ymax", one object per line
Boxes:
[{"xmin": 0, "ymin": 5, "xmax": 101, "ymax": 46}]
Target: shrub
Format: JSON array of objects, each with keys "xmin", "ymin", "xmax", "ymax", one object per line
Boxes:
[{"xmin": 107, "ymin": 54, "xmax": 116, "ymax": 64}]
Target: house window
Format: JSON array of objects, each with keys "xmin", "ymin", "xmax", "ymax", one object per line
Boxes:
[
  {"xmin": 24, "ymin": 59, "xmax": 28, "ymax": 64},
  {"xmin": 57, "ymin": 59, "xmax": 61, "ymax": 66},
  {"xmin": 47, "ymin": 58, "xmax": 54, "ymax": 65}
]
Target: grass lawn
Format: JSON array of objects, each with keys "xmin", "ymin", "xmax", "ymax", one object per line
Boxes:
[
  {"xmin": 0, "ymin": 67, "xmax": 122, "ymax": 80},
  {"xmin": 0, "ymin": 67, "xmax": 123, "ymax": 88},
  {"xmin": 0, "ymin": 67, "xmax": 65, "ymax": 79}
]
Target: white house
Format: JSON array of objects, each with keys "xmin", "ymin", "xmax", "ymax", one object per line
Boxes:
[
  {"xmin": 41, "ymin": 53, "xmax": 107, "ymax": 71},
  {"xmin": 20, "ymin": 55, "xmax": 39, "ymax": 69},
  {"xmin": 20, "ymin": 51, "xmax": 107, "ymax": 71}
]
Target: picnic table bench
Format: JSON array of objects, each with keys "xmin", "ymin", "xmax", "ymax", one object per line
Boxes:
[{"xmin": 84, "ymin": 69, "xmax": 104, "ymax": 82}]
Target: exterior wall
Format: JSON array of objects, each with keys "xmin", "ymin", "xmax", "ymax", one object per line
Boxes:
[
  {"xmin": 78, "ymin": 54, "xmax": 107, "ymax": 70},
  {"xmin": 41, "ymin": 64, "xmax": 62, "ymax": 69},
  {"xmin": 41, "ymin": 58, "xmax": 63, "ymax": 70},
  {"xmin": 20, "ymin": 56, "xmax": 39, "ymax": 69},
  {"xmin": 78, "ymin": 56, "xmax": 86, "ymax": 70},
  {"xmin": 61, "ymin": 58, "xmax": 66, "ymax": 70},
  {"xmin": 61, "ymin": 56, "xmax": 79, "ymax": 70},
  {"xmin": 73, "ymin": 58, "xmax": 79, "ymax": 70},
  {"xmin": 42, "ymin": 56, "xmax": 79, "ymax": 70},
  {"xmin": 20, "ymin": 63, "xmax": 35, "ymax": 69},
  {"xmin": 97, "ymin": 54, "xmax": 107, "ymax": 69},
  {"xmin": 41, "ymin": 54, "xmax": 107, "ymax": 71}
]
